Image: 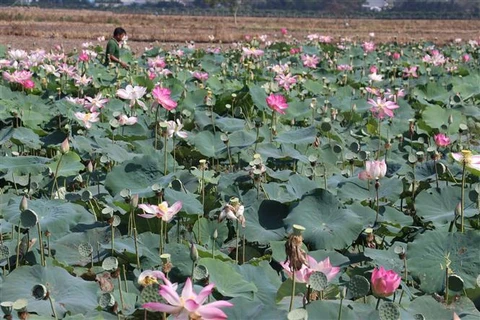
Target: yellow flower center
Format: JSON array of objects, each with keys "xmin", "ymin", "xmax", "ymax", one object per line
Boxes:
[
  {"xmin": 158, "ymin": 203, "xmax": 168, "ymax": 212},
  {"xmin": 461, "ymin": 150, "xmax": 472, "ymax": 164},
  {"xmin": 142, "ymin": 276, "xmax": 158, "ymax": 286}
]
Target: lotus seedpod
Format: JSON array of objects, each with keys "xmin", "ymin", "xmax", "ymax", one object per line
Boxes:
[
  {"xmin": 0, "ymin": 244, "xmax": 9, "ymax": 262},
  {"xmin": 378, "ymin": 302, "xmax": 400, "ymax": 320},
  {"xmin": 140, "ymin": 284, "xmax": 162, "ymax": 304},
  {"xmin": 109, "ymin": 119, "xmax": 120, "ymax": 128},
  {"xmin": 98, "ymin": 293, "xmax": 115, "ymax": 309},
  {"xmin": 459, "ymin": 123, "xmax": 468, "ymax": 133},
  {"xmin": 308, "ymin": 155, "xmax": 317, "ymax": 167},
  {"xmin": 413, "ymin": 314, "xmax": 425, "ymax": 320},
  {"xmin": 160, "ymin": 253, "xmax": 171, "ymax": 264},
  {"xmin": 119, "ymin": 188, "xmax": 131, "ymax": 198},
  {"xmin": 20, "ymin": 209, "xmax": 39, "ymax": 228},
  {"xmin": 287, "ymin": 308, "xmax": 308, "ymax": 320},
  {"xmin": 408, "ymin": 154, "xmax": 418, "ymax": 164},
  {"xmin": 102, "ymin": 257, "xmax": 119, "ymax": 271},
  {"xmin": 333, "ymin": 144, "xmax": 343, "ymax": 154},
  {"xmin": 111, "ymin": 215, "xmax": 121, "ymax": 227},
  {"xmin": 347, "ymin": 275, "xmax": 370, "ymax": 298},
  {"xmin": 448, "ymin": 274, "xmax": 464, "ymax": 291},
  {"xmin": 12, "ymin": 299, "xmax": 28, "ymax": 312},
  {"xmin": 320, "ymin": 121, "xmax": 331, "ymax": 132},
  {"xmin": 193, "ymin": 265, "xmax": 209, "ymax": 280},
  {"xmin": 81, "ymin": 190, "xmax": 93, "ymax": 201},
  {"xmin": 32, "ymin": 284, "xmax": 48, "ymax": 300},
  {"xmin": 220, "ymin": 133, "xmax": 229, "ymax": 143},
  {"xmin": 358, "ymin": 150, "xmax": 369, "ymax": 161},
  {"xmin": 78, "ymin": 243, "xmax": 93, "ymax": 258},
  {"xmin": 416, "ymin": 151, "xmax": 425, "ymax": 162},
  {"xmin": 101, "ymin": 206, "xmax": 114, "ymax": 218},
  {"xmin": 292, "ymin": 224, "xmax": 306, "ymax": 236},
  {"xmin": 0, "ymin": 301, "xmax": 14, "ymax": 316},
  {"xmin": 435, "ymin": 162, "xmax": 446, "ymax": 175},
  {"xmin": 171, "ymin": 179, "xmax": 183, "ymax": 191},
  {"xmin": 100, "ymin": 155, "xmax": 109, "ymax": 164},
  {"xmin": 151, "ymin": 183, "xmax": 162, "ymax": 192},
  {"xmin": 308, "ymin": 271, "xmax": 328, "ymax": 291}
]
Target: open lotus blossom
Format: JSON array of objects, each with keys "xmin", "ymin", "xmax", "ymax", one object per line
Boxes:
[
  {"xmin": 358, "ymin": 159, "xmax": 387, "ymax": 180},
  {"xmin": 78, "ymin": 51, "xmax": 89, "ymax": 62},
  {"xmin": 84, "ymin": 93, "xmax": 109, "ymax": 112},
  {"xmin": 117, "ymin": 85, "xmax": 147, "ymax": 110},
  {"xmin": 266, "ymin": 93, "xmax": 288, "ymax": 115},
  {"xmin": 368, "ymin": 73, "xmax": 383, "ymax": 82},
  {"xmin": 166, "ymin": 119, "xmax": 188, "ymax": 139},
  {"xmin": 301, "ymin": 54, "xmax": 319, "ymax": 68},
  {"xmin": 138, "ymin": 201, "xmax": 182, "ymax": 223},
  {"xmin": 403, "ymin": 66, "xmax": 418, "ymax": 78},
  {"xmin": 434, "ymin": 133, "xmax": 450, "ymax": 147},
  {"xmin": 218, "ymin": 201, "xmax": 245, "ymax": 227},
  {"xmin": 368, "ymin": 97, "xmax": 399, "ymax": 119},
  {"xmin": 337, "ymin": 64, "xmax": 353, "ymax": 71},
  {"xmin": 143, "ymin": 277, "xmax": 233, "ymax": 320},
  {"xmin": 3, "ymin": 70, "xmax": 33, "ymax": 86},
  {"xmin": 74, "ymin": 112, "xmax": 100, "ymax": 129},
  {"xmin": 371, "ymin": 266, "xmax": 401, "ymax": 298},
  {"xmin": 280, "ymin": 255, "xmax": 340, "ymax": 283},
  {"xmin": 152, "ymin": 86, "xmax": 177, "ymax": 111},
  {"xmin": 275, "ymin": 73, "xmax": 297, "ymax": 90},
  {"xmin": 117, "ymin": 114, "xmax": 138, "ymax": 126},
  {"xmin": 451, "ymin": 150, "xmax": 480, "ymax": 172},
  {"xmin": 362, "ymin": 41, "xmax": 376, "ymax": 53},
  {"xmin": 74, "ymin": 74, "xmax": 93, "ymax": 87},
  {"xmin": 148, "ymin": 56, "xmax": 166, "ymax": 69},
  {"xmin": 192, "ymin": 71, "xmax": 209, "ymax": 81},
  {"xmin": 241, "ymin": 47, "xmax": 264, "ymax": 58}
]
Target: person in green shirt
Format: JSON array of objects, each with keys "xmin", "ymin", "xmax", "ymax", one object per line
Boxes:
[{"xmin": 104, "ymin": 27, "xmax": 129, "ymax": 69}]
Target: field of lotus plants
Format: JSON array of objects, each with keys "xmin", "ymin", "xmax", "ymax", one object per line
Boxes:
[{"xmin": 0, "ymin": 30, "xmax": 480, "ymax": 320}]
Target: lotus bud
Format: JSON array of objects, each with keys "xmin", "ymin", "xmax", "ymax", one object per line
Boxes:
[
  {"xmin": 213, "ymin": 228, "xmax": 218, "ymax": 240},
  {"xmin": 19, "ymin": 195, "xmax": 28, "ymax": 212},
  {"xmin": 448, "ymin": 114, "xmax": 454, "ymax": 125},
  {"xmin": 190, "ymin": 242, "xmax": 198, "ymax": 262},
  {"xmin": 454, "ymin": 202, "xmax": 461, "ymax": 217},
  {"xmin": 87, "ymin": 161, "xmax": 94, "ymax": 173},
  {"xmin": 131, "ymin": 194, "xmax": 139, "ymax": 208},
  {"xmin": 60, "ymin": 138, "xmax": 70, "ymax": 154}
]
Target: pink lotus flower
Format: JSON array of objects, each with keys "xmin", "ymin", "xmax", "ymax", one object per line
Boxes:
[
  {"xmin": 301, "ymin": 54, "xmax": 319, "ymax": 68},
  {"xmin": 84, "ymin": 93, "xmax": 109, "ymax": 112},
  {"xmin": 138, "ymin": 270, "xmax": 177, "ymax": 289},
  {"xmin": 358, "ymin": 159, "xmax": 387, "ymax": 180},
  {"xmin": 434, "ymin": 133, "xmax": 450, "ymax": 147},
  {"xmin": 462, "ymin": 54, "xmax": 471, "ymax": 63},
  {"xmin": 337, "ymin": 64, "xmax": 352, "ymax": 71},
  {"xmin": 117, "ymin": 85, "xmax": 147, "ymax": 110},
  {"xmin": 148, "ymin": 56, "xmax": 166, "ymax": 69},
  {"xmin": 21, "ymin": 79, "xmax": 35, "ymax": 89},
  {"xmin": 242, "ymin": 47, "xmax": 264, "ymax": 59},
  {"xmin": 152, "ymin": 86, "xmax": 177, "ymax": 111},
  {"xmin": 275, "ymin": 73, "xmax": 297, "ymax": 90},
  {"xmin": 117, "ymin": 114, "xmax": 138, "ymax": 126},
  {"xmin": 143, "ymin": 277, "xmax": 233, "ymax": 319},
  {"xmin": 138, "ymin": 201, "xmax": 182, "ymax": 222},
  {"xmin": 166, "ymin": 119, "xmax": 188, "ymax": 139},
  {"xmin": 74, "ymin": 74, "xmax": 92, "ymax": 87},
  {"xmin": 369, "ymin": 65, "xmax": 378, "ymax": 74},
  {"xmin": 362, "ymin": 41, "xmax": 375, "ymax": 53},
  {"xmin": 403, "ymin": 66, "xmax": 418, "ymax": 78},
  {"xmin": 371, "ymin": 266, "xmax": 401, "ymax": 298},
  {"xmin": 392, "ymin": 52, "xmax": 401, "ymax": 60},
  {"xmin": 368, "ymin": 97, "xmax": 399, "ymax": 119},
  {"xmin": 78, "ymin": 51, "xmax": 89, "ymax": 62},
  {"xmin": 451, "ymin": 150, "xmax": 480, "ymax": 172},
  {"xmin": 74, "ymin": 112, "xmax": 100, "ymax": 129},
  {"xmin": 289, "ymin": 47, "xmax": 301, "ymax": 55},
  {"xmin": 281, "ymin": 28, "xmax": 288, "ymax": 35},
  {"xmin": 266, "ymin": 93, "xmax": 288, "ymax": 115},
  {"xmin": 192, "ymin": 71, "xmax": 209, "ymax": 81},
  {"xmin": 280, "ymin": 255, "xmax": 340, "ymax": 283}
]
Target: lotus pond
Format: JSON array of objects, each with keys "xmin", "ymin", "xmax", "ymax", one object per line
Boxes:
[{"xmin": 0, "ymin": 34, "xmax": 480, "ymax": 320}]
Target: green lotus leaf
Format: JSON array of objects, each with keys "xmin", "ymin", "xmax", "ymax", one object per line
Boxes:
[
  {"xmin": 404, "ymin": 296, "xmax": 452, "ymax": 319},
  {"xmin": 262, "ymin": 182, "xmax": 298, "ymax": 203},
  {"xmin": 193, "ymin": 217, "xmax": 228, "ymax": 250},
  {"xmin": 104, "ymin": 155, "xmax": 175, "ymax": 197},
  {"xmin": 275, "ymin": 126, "xmax": 317, "ymax": 145},
  {"xmin": 284, "ymin": 189, "xmax": 375, "ymax": 250},
  {"xmin": 0, "ymin": 265, "xmax": 98, "ymax": 317},
  {"xmin": 336, "ymin": 175, "xmax": 403, "ymax": 203},
  {"xmin": 198, "ymin": 258, "xmax": 257, "ymax": 299},
  {"xmin": 420, "ymin": 104, "xmax": 464, "ymax": 134},
  {"xmin": 215, "ymin": 117, "xmax": 247, "ymax": 132},
  {"xmin": 451, "ymin": 73, "xmax": 480, "ymax": 99},
  {"xmin": 364, "ymin": 243, "xmax": 407, "ymax": 274},
  {"xmin": 415, "ymin": 185, "xmax": 476, "ymax": 226},
  {"xmin": 0, "ymin": 156, "xmax": 50, "ymax": 186},
  {"xmin": 284, "ymin": 99, "xmax": 310, "ymax": 119},
  {"xmin": 275, "ymin": 278, "xmax": 307, "ymax": 304},
  {"xmin": 306, "ymin": 300, "xmax": 357, "ymax": 320},
  {"xmin": 223, "ymin": 297, "xmax": 286, "ymax": 320},
  {"xmin": 228, "ymin": 130, "xmax": 257, "ymax": 149},
  {"xmin": 408, "ymin": 230, "xmax": 480, "ymax": 293},
  {"xmin": 47, "ymin": 152, "xmax": 85, "ymax": 177},
  {"xmin": 249, "ymin": 84, "xmax": 268, "ymax": 111},
  {"xmin": 192, "ymin": 131, "xmax": 226, "ymax": 158},
  {"xmin": 412, "ymin": 82, "xmax": 451, "ymax": 104},
  {"xmin": 164, "ymin": 188, "xmax": 202, "ymax": 216},
  {"xmin": 10, "ymin": 127, "xmax": 44, "ymax": 149},
  {"xmin": 3, "ymin": 198, "xmax": 96, "ymax": 239},
  {"xmin": 179, "ymin": 89, "xmax": 208, "ymax": 111},
  {"xmin": 256, "ymin": 143, "xmax": 309, "ymax": 163}
]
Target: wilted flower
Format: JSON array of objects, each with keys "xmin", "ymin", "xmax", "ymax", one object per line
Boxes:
[
  {"xmin": 117, "ymin": 114, "xmax": 138, "ymax": 126},
  {"xmin": 266, "ymin": 93, "xmax": 288, "ymax": 115},
  {"xmin": 138, "ymin": 201, "xmax": 182, "ymax": 223},
  {"xmin": 143, "ymin": 277, "xmax": 233, "ymax": 319},
  {"xmin": 403, "ymin": 66, "xmax": 418, "ymax": 78},
  {"xmin": 192, "ymin": 71, "xmax": 209, "ymax": 81},
  {"xmin": 358, "ymin": 159, "xmax": 387, "ymax": 180},
  {"xmin": 152, "ymin": 86, "xmax": 177, "ymax": 111},
  {"xmin": 368, "ymin": 73, "xmax": 383, "ymax": 82},
  {"xmin": 280, "ymin": 255, "xmax": 340, "ymax": 283},
  {"xmin": 337, "ymin": 64, "xmax": 353, "ymax": 71},
  {"xmin": 242, "ymin": 47, "xmax": 264, "ymax": 59},
  {"xmin": 371, "ymin": 266, "xmax": 401, "ymax": 298},
  {"xmin": 434, "ymin": 133, "xmax": 450, "ymax": 147},
  {"xmin": 218, "ymin": 198, "xmax": 245, "ymax": 227},
  {"xmin": 166, "ymin": 119, "xmax": 188, "ymax": 139},
  {"xmin": 368, "ymin": 97, "xmax": 399, "ymax": 119}
]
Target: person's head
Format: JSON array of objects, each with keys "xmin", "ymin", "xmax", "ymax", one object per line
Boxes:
[{"xmin": 113, "ymin": 27, "xmax": 127, "ymax": 41}]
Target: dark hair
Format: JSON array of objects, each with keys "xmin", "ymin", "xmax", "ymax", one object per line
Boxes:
[{"xmin": 113, "ymin": 27, "xmax": 126, "ymax": 37}]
